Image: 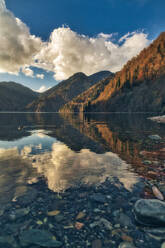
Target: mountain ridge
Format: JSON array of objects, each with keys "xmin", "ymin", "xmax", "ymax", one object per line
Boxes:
[
  {"xmin": 26, "ymin": 71, "xmax": 112, "ymax": 112},
  {"xmin": 0, "ymin": 81, "xmax": 39, "ymax": 111},
  {"xmin": 60, "ymin": 32, "xmax": 165, "ymax": 113}
]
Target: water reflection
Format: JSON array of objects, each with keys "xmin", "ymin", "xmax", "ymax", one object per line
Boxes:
[
  {"xmin": 28, "ymin": 142, "xmax": 139, "ymax": 192},
  {"xmin": 0, "ymin": 112, "xmax": 165, "ymax": 204},
  {"xmin": 0, "ymin": 147, "xmax": 37, "ymax": 205}
]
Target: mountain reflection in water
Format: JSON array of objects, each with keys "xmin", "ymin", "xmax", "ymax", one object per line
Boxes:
[{"xmin": 0, "ymin": 112, "xmax": 164, "ymax": 205}]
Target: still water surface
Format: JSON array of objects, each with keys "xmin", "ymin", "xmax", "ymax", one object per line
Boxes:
[{"xmin": 0, "ymin": 113, "xmax": 164, "ymax": 206}]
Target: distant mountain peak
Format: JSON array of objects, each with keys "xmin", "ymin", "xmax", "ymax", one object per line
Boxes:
[{"xmin": 26, "ymin": 70, "xmax": 112, "ymax": 112}]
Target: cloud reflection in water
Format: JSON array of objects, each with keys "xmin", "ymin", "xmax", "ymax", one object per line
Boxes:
[{"xmin": 29, "ymin": 142, "xmax": 139, "ymax": 192}]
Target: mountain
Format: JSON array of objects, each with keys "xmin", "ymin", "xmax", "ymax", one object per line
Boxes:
[
  {"xmin": 60, "ymin": 74, "xmax": 114, "ymax": 112},
  {"xmin": 0, "ymin": 82, "xmax": 39, "ymax": 111},
  {"xmin": 26, "ymin": 71, "xmax": 112, "ymax": 112},
  {"xmin": 60, "ymin": 32, "xmax": 165, "ymax": 113}
]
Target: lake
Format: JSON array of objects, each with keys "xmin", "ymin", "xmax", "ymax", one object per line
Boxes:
[{"xmin": 0, "ymin": 113, "xmax": 165, "ymax": 247}]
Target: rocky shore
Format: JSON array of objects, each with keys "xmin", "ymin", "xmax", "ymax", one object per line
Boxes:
[{"xmin": 0, "ymin": 177, "xmax": 165, "ymax": 248}]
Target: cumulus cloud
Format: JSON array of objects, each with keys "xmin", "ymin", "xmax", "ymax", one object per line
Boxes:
[
  {"xmin": 0, "ymin": 0, "xmax": 42, "ymax": 75},
  {"xmin": 36, "ymin": 85, "xmax": 50, "ymax": 93},
  {"xmin": 36, "ymin": 73, "xmax": 44, "ymax": 79},
  {"xmin": 35, "ymin": 27, "xmax": 150, "ymax": 80},
  {"xmin": 0, "ymin": 0, "xmax": 151, "ymax": 81},
  {"xmin": 22, "ymin": 67, "xmax": 34, "ymax": 77}
]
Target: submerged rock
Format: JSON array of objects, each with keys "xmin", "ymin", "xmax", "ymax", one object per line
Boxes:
[
  {"xmin": 115, "ymin": 213, "xmax": 133, "ymax": 228},
  {"xmin": 134, "ymin": 199, "xmax": 165, "ymax": 226},
  {"xmin": 0, "ymin": 236, "xmax": 17, "ymax": 248},
  {"xmin": 92, "ymin": 239, "xmax": 102, "ymax": 248},
  {"xmin": 145, "ymin": 227, "xmax": 165, "ymax": 240},
  {"xmin": 161, "ymin": 242, "xmax": 165, "ymax": 248},
  {"xmin": 90, "ymin": 218, "xmax": 112, "ymax": 230},
  {"xmin": 16, "ymin": 187, "xmax": 38, "ymax": 205},
  {"xmin": 148, "ymin": 135, "xmax": 161, "ymax": 141},
  {"xmin": 118, "ymin": 242, "xmax": 136, "ymax": 248},
  {"xmin": 90, "ymin": 193, "xmax": 106, "ymax": 203},
  {"xmin": 9, "ymin": 208, "xmax": 30, "ymax": 221},
  {"xmin": 19, "ymin": 229, "xmax": 62, "ymax": 247}
]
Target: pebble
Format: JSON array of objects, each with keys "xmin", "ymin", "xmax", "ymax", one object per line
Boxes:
[
  {"xmin": 90, "ymin": 218, "xmax": 112, "ymax": 230},
  {"xmin": 144, "ymin": 227, "xmax": 165, "ymax": 239},
  {"xmin": 143, "ymin": 160, "xmax": 152, "ymax": 165},
  {"xmin": 121, "ymin": 234, "xmax": 133, "ymax": 242},
  {"xmin": 47, "ymin": 210, "xmax": 60, "ymax": 216},
  {"xmin": 76, "ymin": 211, "xmax": 86, "ymax": 220},
  {"xmin": 118, "ymin": 241, "xmax": 136, "ymax": 248},
  {"xmin": 90, "ymin": 193, "xmax": 106, "ymax": 203},
  {"xmin": 161, "ymin": 242, "xmax": 165, "ymax": 248},
  {"xmin": 75, "ymin": 222, "xmax": 84, "ymax": 230},
  {"xmin": 148, "ymin": 135, "xmax": 162, "ymax": 140},
  {"xmin": 115, "ymin": 213, "xmax": 133, "ymax": 228},
  {"xmin": 92, "ymin": 239, "xmax": 102, "ymax": 248}
]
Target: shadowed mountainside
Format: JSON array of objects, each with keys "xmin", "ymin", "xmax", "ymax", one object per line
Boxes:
[
  {"xmin": 26, "ymin": 71, "xmax": 112, "ymax": 112},
  {"xmin": 60, "ymin": 32, "xmax": 165, "ymax": 113},
  {"xmin": 0, "ymin": 82, "xmax": 39, "ymax": 111}
]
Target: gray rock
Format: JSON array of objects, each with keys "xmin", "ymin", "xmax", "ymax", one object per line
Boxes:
[
  {"xmin": 90, "ymin": 218, "xmax": 112, "ymax": 230},
  {"xmin": 148, "ymin": 135, "xmax": 161, "ymax": 141},
  {"xmin": 115, "ymin": 213, "xmax": 133, "ymax": 228},
  {"xmin": 134, "ymin": 199, "xmax": 165, "ymax": 226},
  {"xmin": 118, "ymin": 242, "xmax": 136, "ymax": 248},
  {"xmin": 9, "ymin": 208, "xmax": 30, "ymax": 221},
  {"xmin": 54, "ymin": 214, "xmax": 64, "ymax": 223},
  {"xmin": 93, "ymin": 208, "xmax": 102, "ymax": 213},
  {"xmin": 0, "ymin": 236, "xmax": 18, "ymax": 248},
  {"xmin": 159, "ymin": 184, "xmax": 165, "ymax": 195},
  {"xmin": 143, "ymin": 160, "xmax": 152, "ymax": 165},
  {"xmin": 161, "ymin": 242, "xmax": 165, "ymax": 248},
  {"xmin": 19, "ymin": 229, "xmax": 62, "ymax": 247},
  {"xmin": 16, "ymin": 187, "xmax": 38, "ymax": 205},
  {"xmin": 92, "ymin": 239, "xmax": 102, "ymax": 248},
  {"xmin": 144, "ymin": 227, "xmax": 165, "ymax": 240},
  {"xmin": 90, "ymin": 193, "xmax": 106, "ymax": 203}
]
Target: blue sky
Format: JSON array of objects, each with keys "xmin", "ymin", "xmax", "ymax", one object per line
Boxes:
[{"xmin": 0, "ymin": 0, "xmax": 165, "ymax": 92}]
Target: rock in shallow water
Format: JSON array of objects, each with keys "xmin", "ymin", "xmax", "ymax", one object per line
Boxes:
[
  {"xmin": 145, "ymin": 227, "xmax": 165, "ymax": 240},
  {"xmin": 161, "ymin": 242, "xmax": 165, "ymax": 248},
  {"xmin": 16, "ymin": 187, "xmax": 38, "ymax": 205},
  {"xmin": 134, "ymin": 199, "xmax": 165, "ymax": 226},
  {"xmin": 90, "ymin": 193, "xmax": 106, "ymax": 203},
  {"xmin": 92, "ymin": 239, "xmax": 102, "ymax": 248},
  {"xmin": 19, "ymin": 229, "xmax": 62, "ymax": 247},
  {"xmin": 9, "ymin": 208, "xmax": 30, "ymax": 221},
  {"xmin": 148, "ymin": 135, "xmax": 162, "ymax": 141},
  {"xmin": 90, "ymin": 218, "xmax": 112, "ymax": 230},
  {"xmin": 115, "ymin": 213, "xmax": 134, "ymax": 228},
  {"xmin": 118, "ymin": 241, "xmax": 136, "ymax": 248}
]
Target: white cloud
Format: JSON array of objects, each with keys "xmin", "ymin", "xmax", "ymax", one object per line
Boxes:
[
  {"xmin": 35, "ymin": 27, "xmax": 150, "ymax": 80},
  {"xmin": 36, "ymin": 73, "xmax": 44, "ymax": 79},
  {"xmin": 22, "ymin": 67, "xmax": 34, "ymax": 77},
  {"xmin": 36, "ymin": 85, "xmax": 50, "ymax": 93},
  {"xmin": 0, "ymin": 0, "xmax": 151, "ymax": 81},
  {"xmin": 0, "ymin": 0, "xmax": 42, "ymax": 75}
]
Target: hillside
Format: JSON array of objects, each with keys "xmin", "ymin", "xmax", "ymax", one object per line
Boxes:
[
  {"xmin": 26, "ymin": 71, "xmax": 111, "ymax": 112},
  {"xmin": 60, "ymin": 74, "xmax": 114, "ymax": 112},
  {"xmin": 0, "ymin": 82, "xmax": 39, "ymax": 111},
  {"xmin": 60, "ymin": 32, "xmax": 165, "ymax": 113}
]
